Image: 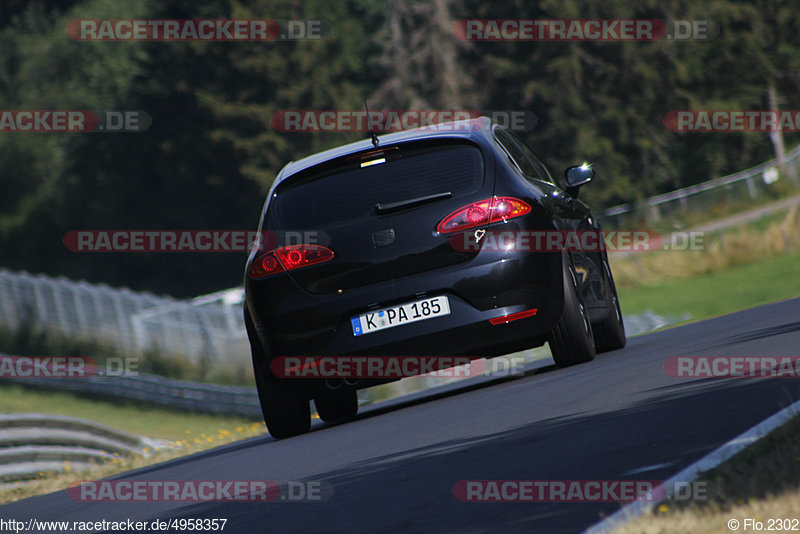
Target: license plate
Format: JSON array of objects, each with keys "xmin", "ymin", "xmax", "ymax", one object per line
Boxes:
[{"xmin": 351, "ymin": 296, "xmax": 450, "ymax": 336}]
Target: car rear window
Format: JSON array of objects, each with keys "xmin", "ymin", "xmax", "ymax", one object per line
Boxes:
[{"xmin": 270, "ymin": 143, "xmax": 484, "ymax": 228}]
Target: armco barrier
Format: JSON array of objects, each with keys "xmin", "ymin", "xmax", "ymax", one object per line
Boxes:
[
  {"xmin": 3, "ymin": 361, "xmax": 261, "ymax": 418},
  {"xmin": 0, "ymin": 414, "xmax": 166, "ymax": 483},
  {"xmin": 600, "ymin": 144, "xmax": 800, "ymax": 227}
]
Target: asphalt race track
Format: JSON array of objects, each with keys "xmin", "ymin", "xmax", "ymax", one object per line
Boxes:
[{"xmin": 3, "ymin": 297, "xmax": 800, "ymax": 533}]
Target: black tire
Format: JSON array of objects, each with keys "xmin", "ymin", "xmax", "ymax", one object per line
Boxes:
[
  {"xmin": 592, "ymin": 259, "xmax": 626, "ymax": 353},
  {"xmin": 314, "ymin": 390, "xmax": 358, "ymax": 423},
  {"xmin": 547, "ymin": 258, "xmax": 596, "ymax": 367},
  {"xmin": 254, "ymin": 374, "xmax": 311, "ymax": 439},
  {"xmin": 246, "ymin": 315, "xmax": 310, "ymax": 439}
]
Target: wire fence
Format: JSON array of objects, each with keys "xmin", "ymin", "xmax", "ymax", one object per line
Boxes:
[
  {"xmin": 599, "ymin": 145, "xmax": 800, "ymax": 229},
  {"xmin": 0, "ymin": 269, "xmax": 248, "ymax": 365}
]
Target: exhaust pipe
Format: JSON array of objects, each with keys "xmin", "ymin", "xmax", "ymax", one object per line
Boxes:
[
  {"xmin": 325, "ymin": 377, "xmax": 344, "ymax": 390},
  {"xmin": 344, "ymin": 377, "xmax": 359, "ymax": 387}
]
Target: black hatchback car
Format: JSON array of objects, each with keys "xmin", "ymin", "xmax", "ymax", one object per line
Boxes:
[{"xmin": 244, "ymin": 117, "xmax": 625, "ymax": 438}]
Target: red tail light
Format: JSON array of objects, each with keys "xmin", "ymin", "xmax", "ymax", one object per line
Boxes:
[
  {"xmin": 437, "ymin": 197, "xmax": 531, "ymax": 234},
  {"xmin": 250, "ymin": 251, "xmax": 284, "ymax": 278},
  {"xmin": 249, "ymin": 244, "xmax": 334, "ymax": 279}
]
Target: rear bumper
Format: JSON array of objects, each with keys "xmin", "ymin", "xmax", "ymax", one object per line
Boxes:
[{"xmin": 246, "ymin": 248, "xmax": 564, "ymax": 366}]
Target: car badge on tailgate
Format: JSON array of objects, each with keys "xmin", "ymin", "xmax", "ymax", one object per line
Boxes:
[{"xmin": 372, "ymin": 228, "xmax": 396, "ymax": 248}]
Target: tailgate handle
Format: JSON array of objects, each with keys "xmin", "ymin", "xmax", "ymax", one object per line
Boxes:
[{"xmin": 375, "ymin": 191, "xmax": 452, "ymax": 214}]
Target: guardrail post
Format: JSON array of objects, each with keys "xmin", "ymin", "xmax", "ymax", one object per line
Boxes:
[
  {"xmin": 746, "ymin": 177, "xmax": 757, "ymax": 199},
  {"xmin": 649, "ymin": 204, "xmax": 661, "ymax": 222}
]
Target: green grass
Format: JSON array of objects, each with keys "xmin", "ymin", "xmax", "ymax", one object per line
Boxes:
[
  {"xmin": 618, "ymin": 249, "xmax": 800, "ymax": 321},
  {"xmin": 0, "ymin": 383, "xmax": 260, "ymax": 441}
]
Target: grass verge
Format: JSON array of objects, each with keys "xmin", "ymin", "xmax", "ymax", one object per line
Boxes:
[
  {"xmin": 612, "ymin": 206, "xmax": 800, "ymax": 321},
  {"xmin": 617, "ymin": 249, "xmax": 800, "ymax": 320}
]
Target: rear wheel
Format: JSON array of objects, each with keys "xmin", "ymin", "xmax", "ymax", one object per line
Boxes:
[
  {"xmin": 254, "ymin": 375, "xmax": 311, "ymax": 439},
  {"xmin": 592, "ymin": 259, "xmax": 626, "ymax": 353},
  {"xmin": 314, "ymin": 390, "xmax": 358, "ymax": 423},
  {"xmin": 247, "ymin": 315, "xmax": 310, "ymax": 439},
  {"xmin": 548, "ymin": 258, "xmax": 596, "ymax": 367}
]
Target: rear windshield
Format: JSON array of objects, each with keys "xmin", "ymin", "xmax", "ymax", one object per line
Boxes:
[{"xmin": 270, "ymin": 143, "xmax": 484, "ymax": 228}]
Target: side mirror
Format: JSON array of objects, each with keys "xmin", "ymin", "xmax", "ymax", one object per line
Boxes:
[{"xmin": 564, "ymin": 163, "xmax": 594, "ymax": 197}]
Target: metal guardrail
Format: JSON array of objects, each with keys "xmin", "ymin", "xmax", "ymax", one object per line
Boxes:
[
  {"xmin": 600, "ymin": 144, "xmax": 800, "ymax": 226},
  {"xmin": 0, "ymin": 414, "xmax": 163, "ymax": 484},
  {"xmin": 5, "ymin": 370, "xmax": 261, "ymax": 419}
]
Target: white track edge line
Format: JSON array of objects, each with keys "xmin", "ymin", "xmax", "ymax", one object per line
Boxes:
[{"xmin": 585, "ymin": 397, "xmax": 800, "ymax": 534}]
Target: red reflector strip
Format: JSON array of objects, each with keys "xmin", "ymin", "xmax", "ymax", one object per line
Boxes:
[{"xmin": 489, "ymin": 308, "xmax": 538, "ymax": 325}]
